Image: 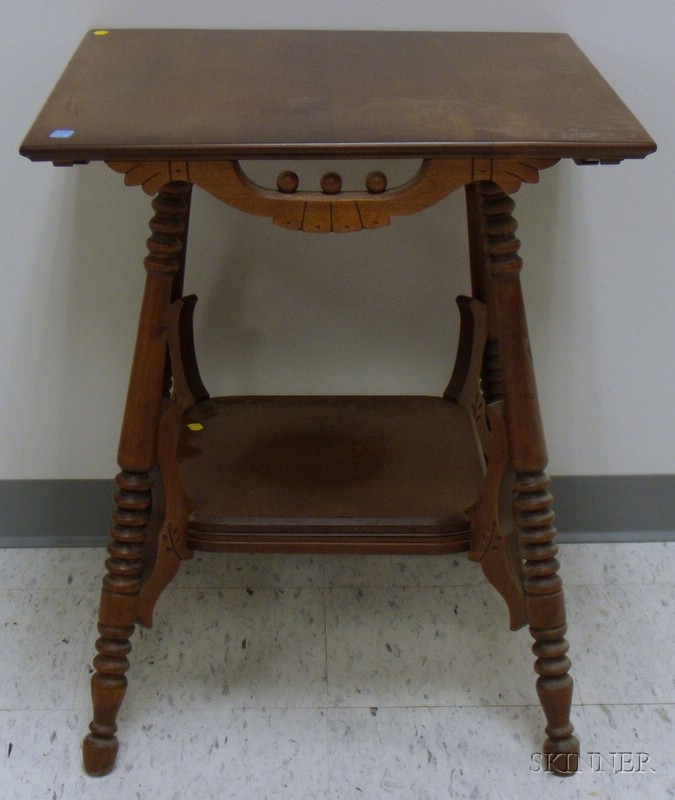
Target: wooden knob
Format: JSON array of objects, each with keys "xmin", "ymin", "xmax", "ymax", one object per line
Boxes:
[
  {"xmin": 366, "ymin": 171, "xmax": 388, "ymax": 194},
  {"xmin": 320, "ymin": 171, "xmax": 343, "ymax": 195},
  {"xmin": 277, "ymin": 170, "xmax": 299, "ymax": 193}
]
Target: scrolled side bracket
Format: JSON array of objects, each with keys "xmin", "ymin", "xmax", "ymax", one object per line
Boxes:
[{"xmin": 106, "ymin": 157, "xmax": 559, "ymax": 233}]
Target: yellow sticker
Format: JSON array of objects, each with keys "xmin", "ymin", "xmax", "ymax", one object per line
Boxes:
[
  {"xmin": 187, "ymin": 422, "xmax": 204, "ymax": 432},
  {"xmin": 93, "ymin": 30, "xmax": 110, "ymax": 36}
]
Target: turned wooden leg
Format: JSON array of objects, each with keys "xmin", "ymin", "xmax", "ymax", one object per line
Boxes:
[
  {"xmin": 515, "ymin": 472, "xmax": 578, "ymax": 775},
  {"xmin": 464, "ymin": 185, "xmax": 528, "ymax": 631},
  {"xmin": 477, "ymin": 180, "xmax": 580, "ymax": 775},
  {"xmin": 83, "ymin": 181, "xmax": 191, "ymax": 776},
  {"xmin": 163, "ymin": 183, "xmax": 193, "ymax": 397},
  {"xmin": 83, "ymin": 470, "xmax": 151, "ymax": 775},
  {"xmin": 465, "ymin": 183, "xmax": 503, "ymax": 405}
]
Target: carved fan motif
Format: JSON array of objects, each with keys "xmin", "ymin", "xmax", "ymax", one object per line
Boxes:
[{"xmin": 107, "ymin": 158, "xmax": 559, "ymax": 232}]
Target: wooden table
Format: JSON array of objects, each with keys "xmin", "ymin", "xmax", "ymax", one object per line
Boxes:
[{"xmin": 20, "ymin": 29, "xmax": 655, "ymax": 778}]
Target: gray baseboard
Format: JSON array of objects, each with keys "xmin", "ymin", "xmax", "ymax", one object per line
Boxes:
[
  {"xmin": 0, "ymin": 480, "xmax": 113, "ymax": 548},
  {"xmin": 0, "ymin": 476, "xmax": 673, "ymax": 548},
  {"xmin": 550, "ymin": 475, "xmax": 675, "ymax": 543}
]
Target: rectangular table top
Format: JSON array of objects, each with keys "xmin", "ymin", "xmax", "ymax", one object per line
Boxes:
[{"xmin": 20, "ymin": 29, "xmax": 655, "ymax": 164}]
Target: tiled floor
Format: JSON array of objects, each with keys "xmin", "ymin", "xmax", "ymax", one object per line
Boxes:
[{"xmin": 1, "ymin": 543, "xmax": 674, "ymax": 799}]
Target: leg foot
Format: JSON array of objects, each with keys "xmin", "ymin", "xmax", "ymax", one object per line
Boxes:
[
  {"xmin": 543, "ymin": 736, "xmax": 581, "ymax": 777},
  {"xmin": 83, "ymin": 731, "xmax": 119, "ymax": 777},
  {"xmin": 537, "ymin": 671, "xmax": 580, "ymax": 775}
]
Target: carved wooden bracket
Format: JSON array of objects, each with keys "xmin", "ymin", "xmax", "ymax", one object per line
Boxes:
[
  {"xmin": 444, "ymin": 295, "xmax": 490, "ymax": 453},
  {"xmin": 469, "ymin": 402, "xmax": 528, "ymax": 631},
  {"xmin": 106, "ymin": 158, "xmax": 558, "ymax": 233}
]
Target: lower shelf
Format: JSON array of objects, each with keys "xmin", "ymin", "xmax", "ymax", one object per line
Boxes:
[{"xmin": 171, "ymin": 395, "xmax": 485, "ymax": 553}]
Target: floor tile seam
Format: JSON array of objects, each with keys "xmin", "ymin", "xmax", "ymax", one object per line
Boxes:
[
  {"xmin": 568, "ymin": 664, "xmax": 586, "ymax": 706},
  {"xmin": 70, "ymin": 634, "xmax": 96, "ymax": 714},
  {"xmin": 323, "ymin": 582, "xmax": 330, "ymax": 693},
  {"xmin": 324, "ymin": 583, "xmax": 485, "ymax": 590},
  {"xmin": 320, "ymin": 702, "xmax": 582, "ymax": 711},
  {"xmin": 578, "ymin": 704, "xmax": 599, "ymax": 752},
  {"xmin": 579, "ymin": 701, "xmax": 675, "ymax": 708},
  {"xmin": 0, "ymin": 703, "xmax": 85, "ymax": 714},
  {"xmin": 0, "ymin": 585, "xmax": 101, "ymax": 595},
  {"xmin": 6, "ymin": 579, "xmax": 675, "ymax": 592},
  {"xmin": 575, "ymin": 697, "xmax": 675, "ymax": 707},
  {"xmin": 160, "ymin": 584, "xmax": 328, "ymax": 591},
  {"xmin": 14, "ymin": 700, "xmax": 672, "ymax": 718},
  {"xmin": 6, "ymin": 579, "xmax": 668, "ymax": 591},
  {"xmin": 564, "ymin": 580, "xmax": 675, "ymax": 587},
  {"xmin": 160, "ymin": 583, "xmax": 485, "ymax": 590},
  {"xmin": 118, "ymin": 704, "xmax": 334, "ymax": 714},
  {"xmin": 106, "ymin": 702, "xmax": 584, "ymax": 714}
]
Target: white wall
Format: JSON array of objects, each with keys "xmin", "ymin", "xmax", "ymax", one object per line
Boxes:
[{"xmin": 2, "ymin": 1, "xmax": 672, "ymax": 479}]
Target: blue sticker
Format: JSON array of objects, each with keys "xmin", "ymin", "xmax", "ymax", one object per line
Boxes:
[{"xmin": 49, "ymin": 129, "xmax": 75, "ymax": 139}]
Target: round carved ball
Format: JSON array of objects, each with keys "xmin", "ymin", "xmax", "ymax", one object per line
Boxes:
[
  {"xmin": 277, "ymin": 170, "xmax": 299, "ymax": 193},
  {"xmin": 365, "ymin": 170, "xmax": 388, "ymax": 194},
  {"xmin": 320, "ymin": 171, "xmax": 343, "ymax": 195}
]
